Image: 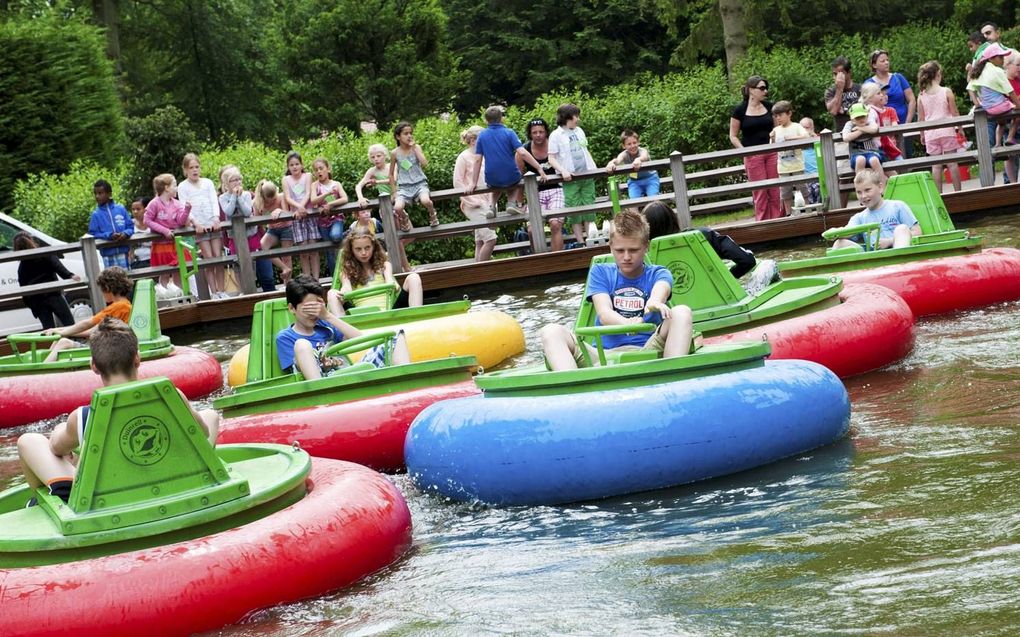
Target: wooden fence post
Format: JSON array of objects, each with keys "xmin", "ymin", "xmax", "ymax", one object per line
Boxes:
[
  {"xmin": 819, "ymin": 131, "xmax": 842, "ymax": 211},
  {"xmin": 973, "ymin": 108, "xmax": 994, "ymax": 187},
  {"xmin": 79, "ymin": 235, "xmax": 106, "ymax": 311},
  {"xmin": 523, "ymin": 173, "xmax": 547, "ymax": 254},
  {"xmin": 669, "ymin": 151, "xmax": 693, "ymax": 230},
  {"xmin": 230, "ymin": 213, "xmax": 257, "ymax": 295},
  {"xmin": 378, "ymin": 194, "xmax": 403, "ymax": 274}
]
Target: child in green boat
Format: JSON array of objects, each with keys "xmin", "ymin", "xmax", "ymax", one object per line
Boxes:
[
  {"xmin": 832, "ymin": 169, "xmax": 921, "ymax": 250},
  {"xmin": 278, "ymin": 275, "xmax": 411, "ymax": 380},
  {"xmin": 18, "ymin": 317, "xmax": 219, "ymax": 504},
  {"xmin": 540, "ymin": 210, "xmax": 694, "ymax": 371},
  {"xmin": 326, "ymin": 228, "xmax": 423, "ymax": 315},
  {"xmin": 42, "ymin": 266, "xmax": 134, "ymax": 363}
]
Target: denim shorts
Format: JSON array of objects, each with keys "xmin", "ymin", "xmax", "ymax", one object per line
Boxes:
[{"xmin": 266, "ymin": 225, "xmax": 293, "ymax": 242}]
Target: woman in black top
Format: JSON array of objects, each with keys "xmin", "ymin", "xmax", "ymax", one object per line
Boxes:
[
  {"xmin": 14, "ymin": 232, "xmax": 79, "ymax": 330},
  {"xmin": 728, "ymin": 75, "xmax": 783, "ymax": 221}
]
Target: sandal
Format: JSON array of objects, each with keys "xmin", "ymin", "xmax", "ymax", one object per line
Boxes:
[
  {"xmin": 428, "ymin": 212, "xmax": 440, "ymax": 227},
  {"xmin": 395, "ymin": 211, "xmax": 413, "ymax": 232}
]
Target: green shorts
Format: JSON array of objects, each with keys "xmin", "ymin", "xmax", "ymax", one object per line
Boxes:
[{"xmin": 563, "ymin": 180, "xmax": 597, "ymax": 227}]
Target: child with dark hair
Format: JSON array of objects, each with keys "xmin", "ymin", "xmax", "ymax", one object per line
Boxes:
[
  {"xmin": 547, "ymin": 103, "xmax": 598, "ymax": 246},
  {"xmin": 277, "ymin": 275, "xmax": 410, "ymax": 380},
  {"xmin": 88, "ymin": 179, "xmax": 133, "ymax": 269},
  {"xmin": 17, "ymin": 317, "xmax": 219, "ymax": 505},
  {"xmin": 42, "ymin": 266, "xmax": 133, "ymax": 363},
  {"xmin": 389, "ymin": 121, "xmax": 439, "ymax": 229},
  {"xmin": 129, "ymin": 197, "xmax": 152, "ymax": 270}
]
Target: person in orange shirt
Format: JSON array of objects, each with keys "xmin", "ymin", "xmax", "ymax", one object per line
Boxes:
[{"xmin": 43, "ymin": 266, "xmax": 133, "ymax": 363}]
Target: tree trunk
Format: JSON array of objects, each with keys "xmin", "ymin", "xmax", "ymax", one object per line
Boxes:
[
  {"xmin": 91, "ymin": 0, "xmax": 122, "ymax": 72},
  {"xmin": 717, "ymin": 0, "xmax": 747, "ymax": 74}
]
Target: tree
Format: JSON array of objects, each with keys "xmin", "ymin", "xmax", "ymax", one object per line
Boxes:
[
  {"xmin": 277, "ymin": 0, "xmax": 464, "ymax": 133},
  {"xmin": 441, "ymin": 0, "xmax": 682, "ymax": 115},
  {"xmin": 0, "ymin": 13, "xmax": 123, "ymax": 208}
]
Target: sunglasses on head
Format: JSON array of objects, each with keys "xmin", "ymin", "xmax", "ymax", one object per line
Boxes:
[{"xmin": 528, "ymin": 119, "xmax": 545, "ymax": 126}]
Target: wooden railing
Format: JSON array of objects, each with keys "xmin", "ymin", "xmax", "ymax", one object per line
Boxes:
[{"xmin": 2, "ymin": 107, "xmax": 1018, "ymax": 317}]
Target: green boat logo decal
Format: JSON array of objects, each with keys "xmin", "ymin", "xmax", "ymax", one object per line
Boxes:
[
  {"xmin": 120, "ymin": 417, "xmax": 170, "ymax": 465},
  {"xmin": 132, "ymin": 315, "xmax": 149, "ymax": 331},
  {"xmin": 667, "ymin": 260, "xmax": 695, "ymax": 294}
]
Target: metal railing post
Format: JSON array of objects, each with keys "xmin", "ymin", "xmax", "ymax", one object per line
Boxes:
[
  {"xmin": 819, "ymin": 131, "xmax": 842, "ymax": 211},
  {"xmin": 974, "ymin": 108, "xmax": 995, "ymax": 187},
  {"xmin": 79, "ymin": 235, "xmax": 106, "ymax": 311},
  {"xmin": 669, "ymin": 151, "xmax": 692, "ymax": 230},
  {"xmin": 523, "ymin": 173, "xmax": 547, "ymax": 254},
  {"xmin": 230, "ymin": 213, "xmax": 257, "ymax": 294},
  {"xmin": 378, "ymin": 194, "xmax": 403, "ymax": 274}
]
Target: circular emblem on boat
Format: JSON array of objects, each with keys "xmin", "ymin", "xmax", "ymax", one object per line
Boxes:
[
  {"xmin": 667, "ymin": 260, "xmax": 695, "ymax": 293},
  {"xmin": 132, "ymin": 315, "xmax": 149, "ymax": 331},
  {"xmin": 120, "ymin": 417, "xmax": 170, "ymax": 465}
]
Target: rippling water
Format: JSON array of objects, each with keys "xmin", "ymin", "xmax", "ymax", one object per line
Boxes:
[{"xmin": 4, "ymin": 213, "xmax": 1020, "ymax": 636}]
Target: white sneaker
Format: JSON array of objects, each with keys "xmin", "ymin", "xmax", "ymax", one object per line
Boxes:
[
  {"xmin": 506, "ymin": 202, "xmax": 525, "ymax": 215},
  {"xmin": 155, "ymin": 283, "xmax": 170, "ymax": 300},
  {"xmin": 484, "ymin": 206, "xmax": 497, "ymax": 219},
  {"xmin": 165, "ymin": 282, "xmax": 184, "ymax": 298},
  {"xmin": 601, "ymin": 220, "xmax": 611, "ymax": 237}
]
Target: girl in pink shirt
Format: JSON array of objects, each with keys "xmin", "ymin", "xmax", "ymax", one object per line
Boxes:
[{"xmin": 144, "ymin": 173, "xmax": 192, "ymax": 288}]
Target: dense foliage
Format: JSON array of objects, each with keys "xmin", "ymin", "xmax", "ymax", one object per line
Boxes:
[{"xmin": 0, "ymin": 14, "xmax": 123, "ymax": 209}]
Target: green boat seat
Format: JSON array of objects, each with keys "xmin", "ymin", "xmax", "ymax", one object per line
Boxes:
[
  {"xmin": 36, "ymin": 377, "xmax": 247, "ymax": 535},
  {"xmin": 883, "ymin": 171, "xmax": 958, "ymax": 238},
  {"xmin": 8, "ymin": 279, "xmax": 171, "ymax": 365}
]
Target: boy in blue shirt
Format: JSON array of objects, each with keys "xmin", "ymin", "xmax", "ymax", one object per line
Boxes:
[
  {"xmin": 540, "ymin": 210, "xmax": 694, "ymax": 371},
  {"xmin": 832, "ymin": 169, "xmax": 921, "ymax": 250},
  {"xmin": 276, "ymin": 276, "xmax": 410, "ymax": 379},
  {"xmin": 88, "ymin": 179, "xmax": 134, "ymax": 269},
  {"xmin": 467, "ymin": 105, "xmax": 547, "ymax": 216}
]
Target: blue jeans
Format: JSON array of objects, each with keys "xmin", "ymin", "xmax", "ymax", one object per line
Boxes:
[
  {"xmin": 627, "ymin": 173, "xmax": 661, "ymax": 198},
  {"xmin": 255, "ymin": 256, "xmax": 276, "ymax": 292},
  {"xmin": 320, "ymin": 222, "xmax": 344, "ymax": 276}
]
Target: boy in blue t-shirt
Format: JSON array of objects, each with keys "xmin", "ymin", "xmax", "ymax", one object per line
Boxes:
[
  {"xmin": 88, "ymin": 179, "xmax": 134, "ymax": 269},
  {"xmin": 540, "ymin": 210, "xmax": 694, "ymax": 371},
  {"xmin": 832, "ymin": 169, "xmax": 921, "ymax": 250},
  {"xmin": 467, "ymin": 105, "xmax": 547, "ymax": 215},
  {"xmin": 276, "ymin": 276, "xmax": 410, "ymax": 379}
]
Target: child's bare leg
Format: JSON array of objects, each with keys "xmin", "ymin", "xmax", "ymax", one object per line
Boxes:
[
  {"xmin": 390, "ymin": 330, "xmax": 411, "ymax": 365},
  {"xmin": 782, "ymin": 195, "xmax": 793, "ymax": 216},
  {"xmin": 44, "ymin": 337, "xmax": 77, "ymax": 363},
  {"xmin": 420, "ymin": 193, "xmax": 438, "ymax": 226},
  {"xmin": 198, "ymin": 409, "xmax": 219, "ymax": 445},
  {"xmin": 571, "ymin": 222, "xmax": 585, "ymax": 245},
  {"xmin": 292, "ymin": 339, "xmax": 322, "ymax": 380},
  {"xmin": 948, "ymin": 162, "xmax": 962, "ymax": 191},
  {"xmin": 540, "ymin": 323, "xmax": 582, "ymax": 371},
  {"xmin": 300, "ymin": 249, "xmax": 319, "ymax": 280},
  {"xmin": 17, "ymin": 433, "xmax": 75, "ymax": 489},
  {"xmin": 931, "ymin": 163, "xmax": 944, "ymax": 192},
  {"xmin": 868, "ymin": 157, "xmax": 885, "ymax": 183},
  {"xmin": 549, "ymin": 218, "xmax": 564, "ymax": 251},
  {"xmin": 402, "ymin": 271, "xmax": 423, "ymax": 306},
  {"xmin": 832, "ymin": 238, "xmax": 859, "ymax": 249},
  {"xmin": 657, "ymin": 305, "xmax": 694, "ymax": 358},
  {"xmin": 209, "ymin": 236, "xmax": 225, "ymax": 293},
  {"xmin": 279, "ymin": 240, "xmax": 293, "ymax": 281},
  {"xmin": 326, "ymin": 289, "xmax": 346, "ymax": 316},
  {"xmin": 398, "ymin": 238, "xmax": 413, "ymax": 271},
  {"xmin": 891, "ymin": 224, "xmax": 913, "ymax": 249},
  {"xmin": 853, "ymin": 156, "xmax": 865, "ymax": 173}
]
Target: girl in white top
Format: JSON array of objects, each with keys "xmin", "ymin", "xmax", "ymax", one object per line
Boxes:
[{"xmin": 178, "ymin": 153, "xmax": 227, "ymax": 298}]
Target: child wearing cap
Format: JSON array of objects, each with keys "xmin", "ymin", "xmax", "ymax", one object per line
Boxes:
[
  {"xmin": 967, "ymin": 43, "xmax": 1020, "ymax": 151},
  {"xmin": 769, "ymin": 101, "xmax": 811, "ymax": 215},
  {"xmin": 842, "ymin": 102, "xmax": 884, "ymax": 178}
]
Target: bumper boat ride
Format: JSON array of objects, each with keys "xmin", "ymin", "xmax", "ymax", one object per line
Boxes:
[
  {"xmin": 0, "ymin": 377, "xmax": 412, "ymax": 637},
  {"xmin": 778, "ymin": 172, "xmax": 1020, "ymax": 316},
  {"xmin": 215, "ymin": 297, "xmax": 482, "ymax": 471},
  {"xmin": 633, "ymin": 230, "xmax": 914, "ymax": 377},
  {"xmin": 0, "ymin": 279, "xmax": 222, "ymax": 428},
  {"xmin": 405, "ymin": 321, "xmax": 851, "ymax": 505},
  {"xmin": 226, "ymin": 280, "xmax": 524, "ymax": 387}
]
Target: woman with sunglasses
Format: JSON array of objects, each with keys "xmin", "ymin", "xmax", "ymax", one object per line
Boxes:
[
  {"xmin": 866, "ymin": 50, "xmax": 916, "ymax": 156},
  {"xmin": 729, "ymin": 75, "xmax": 783, "ymax": 221}
]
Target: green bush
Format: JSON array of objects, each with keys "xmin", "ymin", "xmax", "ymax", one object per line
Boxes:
[
  {"xmin": 11, "ymin": 160, "xmax": 129, "ymax": 242},
  {"xmin": 124, "ymin": 106, "xmax": 200, "ymax": 199},
  {"xmin": 0, "ymin": 14, "xmax": 124, "ymax": 210}
]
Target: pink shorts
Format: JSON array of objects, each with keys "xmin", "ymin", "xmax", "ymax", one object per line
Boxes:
[{"xmin": 925, "ymin": 135, "xmax": 961, "ymax": 156}]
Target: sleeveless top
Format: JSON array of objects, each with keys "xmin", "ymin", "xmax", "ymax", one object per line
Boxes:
[
  {"xmin": 393, "ymin": 149, "xmax": 426, "ymax": 186},
  {"xmin": 352, "ymin": 271, "xmax": 388, "ymax": 309},
  {"xmin": 918, "ymin": 87, "xmax": 955, "ymax": 141},
  {"xmin": 372, "ymin": 167, "xmax": 392, "ymax": 195},
  {"xmin": 523, "ymin": 141, "xmax": 560, "ymax": 192},
  {"xmin": 621, "ymin": 148, "xmax": 656, "ymax": 180},
  {"xmin": 284, "ymin": 173, "xmax": 312, "ymax": 211}
]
